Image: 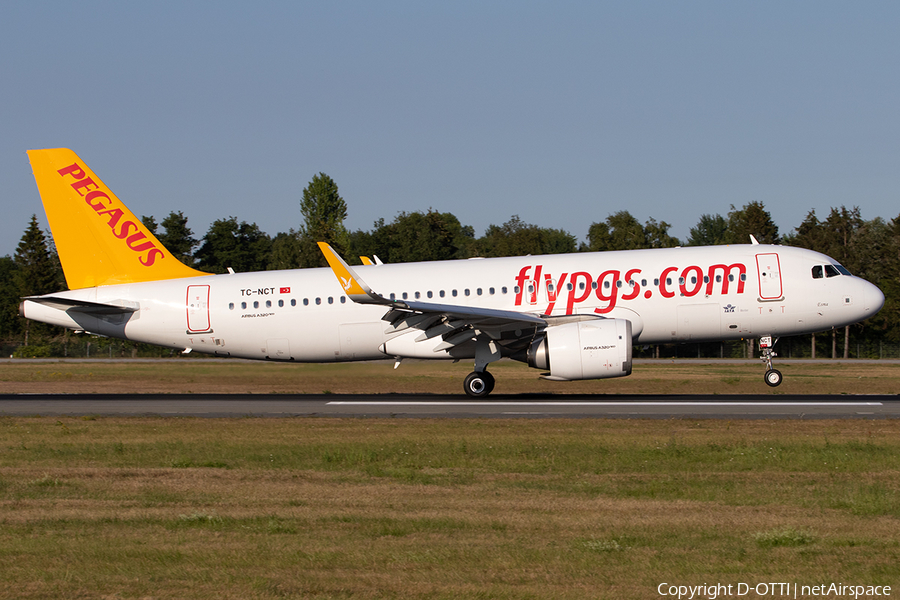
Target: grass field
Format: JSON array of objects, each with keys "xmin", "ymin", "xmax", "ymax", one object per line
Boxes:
[
  {"xmin": 2, "ymin": 358, "xmax": 900, "ymax": 395},
  {"xmin": 1, "ymin": 361, "xmax": 898, "ymax": 598},
  {"xmin": 1, "ymin": 417, "xmax": 899, "ymax": 599}
]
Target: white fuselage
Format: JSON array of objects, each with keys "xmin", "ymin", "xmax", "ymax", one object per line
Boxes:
[{"xmin": 23, "ymin": 244, "xmax": 884, "ymax": 362}]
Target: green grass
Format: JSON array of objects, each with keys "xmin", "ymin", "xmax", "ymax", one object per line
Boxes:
[
  {"xmin": 3, "ymin": 358, "xmax": 900, "ymax": 395},
  {"xmin": 0, "ymin": 417, "xmax": 898, "ymax": 598}
]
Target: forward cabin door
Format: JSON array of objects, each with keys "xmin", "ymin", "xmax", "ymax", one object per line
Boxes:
[
  {"xmin": 186, "ymin": 285, "xmax": 211, "ymax": 332},
  {"xmin": 755, "ymin": 253, "xmax": 783, "ymax": 300}
]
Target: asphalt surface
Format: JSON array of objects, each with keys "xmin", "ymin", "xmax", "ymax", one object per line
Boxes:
[{"xmin": 1, "ymin": 393, "xmax": 898, "ymax": 419}]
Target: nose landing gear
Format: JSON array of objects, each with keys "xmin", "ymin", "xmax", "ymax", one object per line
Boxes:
[{"xmin": 759, "ymin": 336, "xmax": 782, "ymax": 387}]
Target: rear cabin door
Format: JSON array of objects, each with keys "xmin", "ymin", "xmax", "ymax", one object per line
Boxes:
[
  {"xmin": 755, "ymin": 253, "xmax": 783, "ymax": 300},
  {"xmin": 186, "ymin": 285, "xmax": 211, "ymax": 332}
]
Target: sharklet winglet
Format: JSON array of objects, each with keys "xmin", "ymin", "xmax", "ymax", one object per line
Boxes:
[{"xmin": 317, "ymin": 242, "xmax": 389, "ymax": 305}]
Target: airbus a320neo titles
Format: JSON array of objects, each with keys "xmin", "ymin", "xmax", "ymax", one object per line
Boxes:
[{"xmin": 20, "ymin": 149, "xmax": 885, "ymax": 397}]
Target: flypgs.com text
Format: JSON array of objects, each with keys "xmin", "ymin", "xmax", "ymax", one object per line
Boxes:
[{"xmin": 513, "ymin": 263, "xmax": 748, "ymax": 314}]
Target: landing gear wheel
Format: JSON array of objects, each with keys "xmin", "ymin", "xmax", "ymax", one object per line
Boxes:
[
  {"xmin": 464, "ymin": 371, "xmax": 493, "ymax": 398},
  {"xmin": 764, "ymin": 369, "xmax": 783, "ymax": 387},
  {"xmin": 483, "ymin": 371, "xmax": 495, "ymax": 395}
]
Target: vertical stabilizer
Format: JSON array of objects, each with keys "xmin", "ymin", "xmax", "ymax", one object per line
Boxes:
[{"xmin": 27, "ymin": 148, "xmax": 208, "ymax": 289}]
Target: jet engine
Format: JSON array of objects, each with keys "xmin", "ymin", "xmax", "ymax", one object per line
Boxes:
[{"xmin": 523, "ymin": 319, "xmax": 633, "ymax": 381}]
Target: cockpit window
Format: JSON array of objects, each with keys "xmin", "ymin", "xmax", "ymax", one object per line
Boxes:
[
  {"xmin": 834, "ymin": 264, "xmax": 851, "ymax": 276},
  {"xmin": 813, "ymin": 264, "xmax": 851, "ymax": 279}
]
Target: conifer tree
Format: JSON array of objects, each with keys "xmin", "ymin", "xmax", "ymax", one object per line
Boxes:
[{"xmin": 14, "ymin": 215, "xmax": 62, "ymax": 344}]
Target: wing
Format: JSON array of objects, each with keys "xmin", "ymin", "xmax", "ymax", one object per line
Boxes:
[{"xmin": 317, "ymin": 243, "xmax": 598, "ymax": 356}]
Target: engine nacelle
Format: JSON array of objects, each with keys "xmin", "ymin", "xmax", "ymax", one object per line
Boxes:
[{"xmin": 526, "ymin": 319, "xmax": 633, "ymax": 381}]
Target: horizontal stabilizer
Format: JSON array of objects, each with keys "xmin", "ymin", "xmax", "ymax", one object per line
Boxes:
[{"xmin": 23, "ymin": 295, "xmax": 138, "ymax": 315}]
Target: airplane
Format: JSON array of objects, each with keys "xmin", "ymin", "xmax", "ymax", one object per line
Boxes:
[{"xmin": 20, "ymin": 148, "xmax": 885, "ymax": 397}]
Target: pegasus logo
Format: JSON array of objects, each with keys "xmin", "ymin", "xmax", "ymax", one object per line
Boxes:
[
  {"xmin": 340, "ymin": 276, "xmax": 353, "ymax": 292},
  {"xmin": 56, "ymin": 162, "xmax": 165, "ymax": 267}
]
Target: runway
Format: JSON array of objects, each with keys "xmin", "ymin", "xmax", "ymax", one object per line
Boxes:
[{"xmin": 1, "ymin": 393, "xmax": 898, "ymax": 418}]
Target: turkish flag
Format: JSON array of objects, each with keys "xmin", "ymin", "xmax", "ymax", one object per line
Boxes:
[{"xmin": 280, "ymin": 287, "xmax": 290, "ymax": 294}]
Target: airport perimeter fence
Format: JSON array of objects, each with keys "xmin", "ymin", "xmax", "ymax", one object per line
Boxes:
[
  {"xmin": 636, "ymin": 339, "xmax": 900, "ymax": 360},
  {"xmin": 4, "ymin": 336, "xmax": 900, "ymax": 361}
]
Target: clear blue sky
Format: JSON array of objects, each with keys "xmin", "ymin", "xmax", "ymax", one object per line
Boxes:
[{"xmin": 2, "ymin": 2, "xmax": 898, "ymax": 257}]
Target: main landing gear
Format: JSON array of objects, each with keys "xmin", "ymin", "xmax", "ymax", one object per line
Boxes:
[
  {"xmin": 759, "ymin": 336, "xmax": 782, "ymax": 387},
  {"xmin": 463, "ymin": 338, "xmax": 501, "ymax": 398},
  {"xmin": 464, "ymin": 370, "xmax": 495, "ymax": 398}
]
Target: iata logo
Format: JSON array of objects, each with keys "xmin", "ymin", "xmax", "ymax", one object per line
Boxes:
[
  {"xmin": 724, "ymin": 304, "xmax": 736, "ymax": 313},
  {"xmin": 56, "ymin": 163, "xmax": 165, "ymax": 267}
]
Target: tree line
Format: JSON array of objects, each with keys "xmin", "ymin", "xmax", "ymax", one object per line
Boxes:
[{"xmin": 3, "ymin": 172, "xmax": 899, "ymax": 357}]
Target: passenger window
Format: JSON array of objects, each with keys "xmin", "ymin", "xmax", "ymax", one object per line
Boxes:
[
  {"xmin": 740, "ymin": 274, "xmax": 747, "ymax": 281},
  {"xmin": 291, "ymin": 299, "xmax": 297, "ymax": 307},
  {"xmin": 253, "ymin": 301, "xmax": 259, "ymax": 309},
  {"xmin": 266, "ymin": 300, "xmax": 272, "ymax": 308},
  {"xmin": 502, "ymin": 287, "xmax": 508, "ymax": 294},
  {"xmin": 616, "ymin": 281, "xmax": 623, "ymax": 288},
  {"xmin": 453, "ymin": 289, "xmax": 458, "ymax": 297},
  {"xmin": 315, "ymin": 298, "xmax": 321, "ymax": 305},
  {"xmin": 402, "ymin": 292, "xmax": 408, "ymax": 300},
  {"xmin": 415, "ymin": 292, "xmax": 421, "ymax": 299},
  {"xmin": 241, "ymin": 302, "xmax": 247, "ymax": 310},
  {"xmin": 465, "ymin": 289, "xmax": 471, "ymax": 297},
  {"xmin": 440, "ymin": 290, "xmax": 446, "ymax": 298},
  {"xmin": 489, "ymin": 287, "xmax": 495, "ymax": 295},
  {"xmin": 477, "ymin": 288, "xmax": 483, "ymax": 296},
  {"xmin": 340, "ymin": 296, "xmax": 346, "ymax": 304},
  {"xmin": 512, "ymin": 286, "xmax": 519, "ymax": 295},
  {"xmin": 278, "ymin": 299, "xmax": 283, "ymax": 308},
  {"xmin": 303, "ymin": 298, "xmax": 309, "ymax": 306},
  {"xmin": 229, "ymin": 303, "xmax": 234, "ymax": 310},
  {"xmin": 390, "ymin": 293, "xmax": 396, "ymax": 300},
  {"xmin": 328, "ymin": 297, "xmax": 334, "ymax": 304},
  {"xmin": 427, "ymin": 291, "xmax": 433, "ymax": 298}
]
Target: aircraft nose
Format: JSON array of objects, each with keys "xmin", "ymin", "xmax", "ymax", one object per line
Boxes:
[{"xmin": 863, "ymin": 280, "xmax": 885, "ymax": 315}]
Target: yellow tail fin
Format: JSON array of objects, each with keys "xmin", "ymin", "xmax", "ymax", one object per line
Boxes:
[{"xmin": 27, "ymin": 148, "xmax": 208, "ymax": 289}]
